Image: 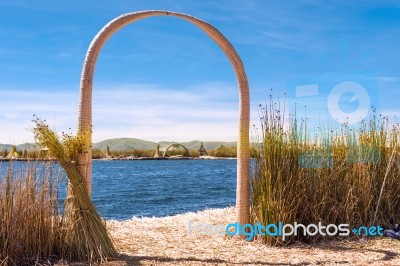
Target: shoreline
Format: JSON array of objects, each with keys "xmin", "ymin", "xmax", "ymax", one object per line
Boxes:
[
  {"xmin": 0, "ymin": 156, "xmax": 237, "ymax": 162},
  {"xmin": 94, "ymin": 156, "xmax": 237, "ymax": 161},
  {"xmin": 0, "ymin": 158, "xmax": 57, "ymax": 162}
]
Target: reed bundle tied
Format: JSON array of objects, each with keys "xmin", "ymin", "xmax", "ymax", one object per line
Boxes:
[{"xmin": 33, "ymin": 118, "xmax": 117, "ymax": 262}]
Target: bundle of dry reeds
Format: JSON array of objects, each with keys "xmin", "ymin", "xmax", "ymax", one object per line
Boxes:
[
  {"xmin": 33, "ymin": 118, "xmax": 117, "ymax": 262},
  {"xmin": 0, "ymin": 161, "xmax": 60, "ymax": 265}
]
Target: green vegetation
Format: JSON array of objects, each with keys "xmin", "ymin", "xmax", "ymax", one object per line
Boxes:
[
  {"xmin": 251, "ymin": 98, "xmax": 400, "ymax": 245},
  {"xmin": 92, "ymin": 148, "xmax": 155, "ymax": 159},
  {"xmin": 208, "ymin": 146, "xmax": 237, "ymax": 157}
]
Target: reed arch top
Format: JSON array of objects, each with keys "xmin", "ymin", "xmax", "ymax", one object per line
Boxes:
[{"xmin": 77, "ymin": 10, "xmax": 250, "ymax": 225}]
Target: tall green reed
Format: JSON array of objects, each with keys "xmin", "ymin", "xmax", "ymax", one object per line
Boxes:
[{"xmin": 251, "ymin": 96, "xmax": 400, "ymax": 245}]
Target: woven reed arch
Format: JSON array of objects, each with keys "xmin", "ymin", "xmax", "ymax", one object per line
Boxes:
[
  {"xmin": 123, "ymin": 147, "xmax": 138, "ymax": 157},
  {"xmin": 163, "ymin": 143, "xmax": 191, "ymax": 158},
  {"xmin": 77, "ymin": 10, "xmax": 250, "ymax": 225}
]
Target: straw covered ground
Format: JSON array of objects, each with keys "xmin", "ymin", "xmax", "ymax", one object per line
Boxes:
[{"xmin": 99, "ymin": 207, "xmax": 400, "ymax": 266}]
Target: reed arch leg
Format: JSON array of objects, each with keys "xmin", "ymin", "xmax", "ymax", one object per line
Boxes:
[{"xmin": 77, "ymin": 10, "xmax": 250, "ymax": 226}]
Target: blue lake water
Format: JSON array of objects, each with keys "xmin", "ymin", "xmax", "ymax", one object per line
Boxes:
[{"xmin": 1, "ymin": 159, "xmax": 237, "ymax": 220}]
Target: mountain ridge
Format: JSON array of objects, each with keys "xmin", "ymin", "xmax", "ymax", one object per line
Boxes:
[
  {"xmin": 0, "ymin": 138, "xmax": 237, "ymax": 151},
  {"xmin": 93, "ymin": 138, "xmax": 237, "ymax": 150}
]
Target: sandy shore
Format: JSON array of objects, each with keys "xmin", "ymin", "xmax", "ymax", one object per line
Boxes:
[{"xmin": 102, "ymin": 207, "xmax": 400, "ymax": 266}]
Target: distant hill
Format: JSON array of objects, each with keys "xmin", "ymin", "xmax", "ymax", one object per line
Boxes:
[
  {"xmin": 0, "ymin": 138, "xmax": 237, "ymax": 152},
  {"xmin": 93, "ymin": 138, "xmax": 158, "ymax": 150},
  {"xmin": 95, "ymin": 138, "xmax": 237, "ymax": 151},
  {"xmin": 0, "ymin": 144, "xmax": 11, "ymax": 151},
  {"xmin": 0, "ymin": 143, "xmax": 36, "ymax": 152},
  {"xmin": 158, "ymin": 140, "xmax": 236, "ymax": 150}
]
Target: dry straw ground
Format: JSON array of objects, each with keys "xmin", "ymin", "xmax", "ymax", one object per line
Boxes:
[{"xmin": 98, "ymin": 207, "xmax": 400, "ymax": 266}]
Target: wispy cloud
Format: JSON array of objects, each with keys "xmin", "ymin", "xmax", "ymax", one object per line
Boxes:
[
  {"xmin": 376, "ymin": 76, "xmax": 400, "ymax": 83},
  {"xmin": 91, "ymin": 83, "xmax": 240, "ymax": 142},
  {"xmin": 1, "ymin": 0, "xmax": 399, "ymax": 145},
  {"xmin": 0, "ymin": 82, "xmax": 244, "ymax": 143}
]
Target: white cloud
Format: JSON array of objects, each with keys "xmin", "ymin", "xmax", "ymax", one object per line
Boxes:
[
  {"xmin": 0, "ymin": 82, "xmax": 245, "ymax": 144},
  {"xmin": 91, "ymin": 83, "xmax": 240, "ymax": 142},
  {"xmin": 376, "ymin": 76, "xmax": 400, "ymax": 83}
]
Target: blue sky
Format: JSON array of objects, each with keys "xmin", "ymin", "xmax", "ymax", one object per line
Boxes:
[{"xmin": 0, "ymin": 0, "xmax": 399, "ymax": 144}]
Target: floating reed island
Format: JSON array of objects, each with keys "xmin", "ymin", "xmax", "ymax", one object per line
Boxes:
[{"xmin": 0, "ymin": 142, "xmax": 238, "ymax": 161}]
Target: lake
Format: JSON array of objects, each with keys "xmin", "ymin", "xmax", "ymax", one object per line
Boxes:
[{"xmin": 1, "ymin": 159, "xmax": 237, "ymax": 220}]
